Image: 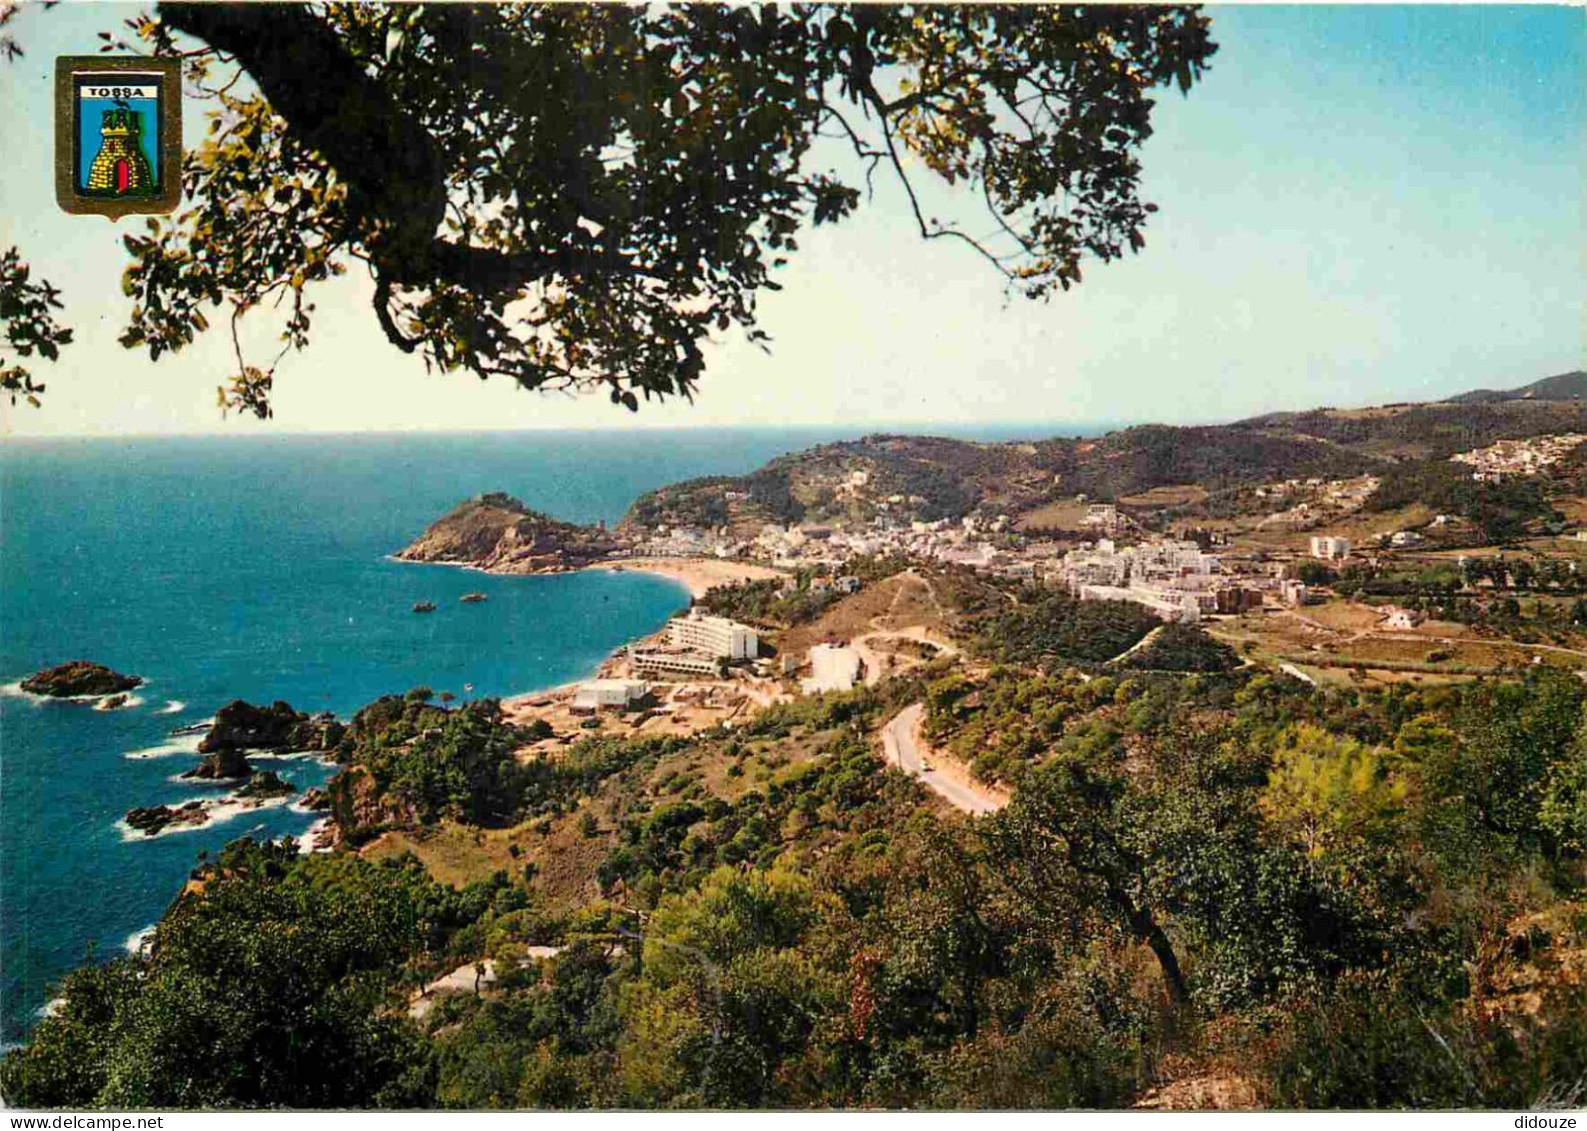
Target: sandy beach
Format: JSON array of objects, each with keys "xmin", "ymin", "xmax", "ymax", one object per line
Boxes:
[{"xmin": 582, "ymin": 555, "xmax": 788, "ymax": 599}]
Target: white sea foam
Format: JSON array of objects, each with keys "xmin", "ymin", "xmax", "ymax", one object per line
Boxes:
[
  {"xmin": 296, "ymin": 818, "xmax": 333, "ymax": 855},
  {"xmin": 157, "ymin": 700, "xmax": 186, "ymax": 715},
  {"xmin": 2, "ymin": 680, "xmax": 150, "ymax": 707},
  {"xmin": 249, "ymin": 749, "xmax": 325, "ymax": 762},
  {"xmin": 35, "ymin": 996, "xmax": 65, "ymax": 1019},
  {"xmin": 125, "ymin": 924, "xmax": 157, "ymax": 954},
  {"xmin": 124, "ymin": 733, "xmax": 204, "ymax": 760},
  {"xmin": 94, "ymin": 694, "xmax": 145, "ymax": 712},
  {"xmin": 117, "ymin": 791, "xmax": 295, "ymax": 842}
]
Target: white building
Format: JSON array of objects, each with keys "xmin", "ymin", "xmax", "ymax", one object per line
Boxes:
[
  {"xmin": 1280, "ymin": 579, "xmax": 1309, "ymax": 606},
  {"xmin": 1380, "ymin": 606, "xmax": 1424, "ymax": 631},
  {"xmin": 1078, "ymin": 583, "xmax": 1201, "ymax": 624},
  {"xmin": 572, "ymin": 679, "xmax": 649, "ymax": 712},
  {"xmin": 668, "ymin": 611, "xmax": 759, "ymax": 659},
  {"xmin": 1310, "ymin": 535, "xmax": 1351, "ymax": 560},
  {"xmin": 802, "ymin": 644, "xmax": 863, "ymax": 693},
  {"xmin": 1084, "ymin": 503, "xmax": 1121, "ymax": 532},
  {"xmin": 629, "ymin": 647, "xmax": 723, "ymax": 678}
]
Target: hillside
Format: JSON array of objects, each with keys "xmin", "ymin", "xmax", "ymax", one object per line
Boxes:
[
  {"xmin": 1450, "ymin": 369, "xmax": 1587, "ymax": 404},
  {"xmin": 396, "ymin": 492, "xmax": 627, "ymax": 573},
  {"xmin": 393, "ymin": 372, "xmax": 1587, "ymax": 551},
  {"xmin": 621, "ymin": 426, "xmax": 1387, "ymax": 535},
  {"xmin": 621, "ymin": 371, "xmax": 1587, "ymax": 534},
  {"xmin": 1234, "ymin": 396, "xmax": 1587, "ymax": 462}
]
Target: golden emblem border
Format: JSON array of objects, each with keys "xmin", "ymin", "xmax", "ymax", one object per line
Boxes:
[{"xmin": 55, "ymin": 55, "xmax": 182, "ymax": 218}]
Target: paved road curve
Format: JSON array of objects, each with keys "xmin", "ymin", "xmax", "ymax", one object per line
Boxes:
[{"xmin": 882, "ymin": 703, "xmax": 1005, "ymax": 815}]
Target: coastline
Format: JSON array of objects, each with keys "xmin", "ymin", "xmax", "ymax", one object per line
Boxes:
[{"xmin": 578, "ymin": 555, "xmax": 788, "ymax": 599}]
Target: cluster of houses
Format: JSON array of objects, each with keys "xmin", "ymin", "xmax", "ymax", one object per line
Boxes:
[
  {"xmin": 1256, "ymin": 476, "xmax": 1380, "ymax": 532},
  {"xmin": 634, "ymin": 512, "xmax": 1023, "ymax": 575},
  {"xmin": 1051, "ymin": 538, "xmax": 1275, "ymax": 624},
  {"xmin": 1450, "ymin": 434, "xmax": 1587, "ymax": 482}
]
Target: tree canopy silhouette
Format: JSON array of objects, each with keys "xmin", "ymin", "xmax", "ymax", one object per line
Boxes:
[{"xmin": 9, "ymin": 3, "xmax": 1216, "ymax": 415}]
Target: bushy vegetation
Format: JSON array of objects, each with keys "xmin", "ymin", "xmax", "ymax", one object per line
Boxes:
[
  {"xmin": 1118, "ymin": 623, "xmax": 1239, "ymax": 673},
  {"xmin": 332, "ymin": 695, "xmax": 683, "ymax": 837},
  {"xmin": 0, "ymin": 840, "xmax": 523, "ymax": 1108},
  {"xmin": 9, "ymin": 660, "xmax": 1587, "ymax": 1110},
  {"xmin": 974, "ymin": 589, "xmax": 1160, "ymax": 666},
  {"xmin": 696, "ymin": 577, "xmax": 834, "ymax": 627},
  {"xmin": 1369, "ymin": 459, "xmax": 1560, "ymax": 544}
]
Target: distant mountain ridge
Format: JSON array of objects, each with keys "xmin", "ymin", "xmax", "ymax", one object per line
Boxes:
[
  {"xmin": 403, "ymin": 370, "xmax": 1587, "ymax": 550},
  {"xmin": 621, "ymin": 370, "xmax": 1587, "ymax": 534},
  {"xmin": 1449, "ymin": 370, "xmax": 1587, "ymax": 405}
]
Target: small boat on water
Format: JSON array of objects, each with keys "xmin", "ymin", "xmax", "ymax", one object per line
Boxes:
[
  {"xmin": 412, "ymin": 601, "xmax": 437, "ymax": 613},
  {"xmin": 460, "ymin": 592, "xmax": 488, "ymax": 603}
]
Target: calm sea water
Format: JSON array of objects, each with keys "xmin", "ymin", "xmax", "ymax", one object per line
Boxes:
[{"xmin": 0, "ymin": 422, "xmax": 1110, "ymax": 1043}]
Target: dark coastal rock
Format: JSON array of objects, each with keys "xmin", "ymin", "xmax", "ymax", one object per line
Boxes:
[
  {"xmin": 182, "ymin": 748, "xmax": 253, "ymax": 781},
  {"xmin": 396, "ymin": 493, "xmax": 630, "ymax": 575},
  {"xmin": 21, "ymin": 661, "xmax": 142, "ymax": 698},
  {"xmin": 236, "ymin": 770, "xmax": 296, "ymax": 800},
  {"xmin": 125, "ymin": 800, "xmax": 208, "ymax": 836},
  {"xmin": 97, "ymin": 693, "xmax": 130, "ymax": 711},
  {"xmin": 327, "ymin": 766, "xmax": 423, "ymax": 843},
  {"xmin": 300, "ymin": 786, "xmax": 332, "ymax": 811},
  {"xmin": 198, "ymin": 699, "xmax": 343, "ymax": 755}
]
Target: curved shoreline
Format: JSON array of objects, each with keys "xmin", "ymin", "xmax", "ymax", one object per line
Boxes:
[{"xmin": 576, "ymin": 556, "xmax": 788, "ymax": 599}]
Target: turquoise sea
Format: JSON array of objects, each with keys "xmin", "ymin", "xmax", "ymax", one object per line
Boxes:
[{"xmin": 0, "ymin": 423, "xmax": 1106, "ymax": 1045}]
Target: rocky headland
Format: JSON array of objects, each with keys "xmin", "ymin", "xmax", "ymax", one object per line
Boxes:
[
  {"xmin": 396, "ymin": 492, "xmax": 629, "ymax": 575},
  {"xmin": 21, "ymin": 661, "xmax": 142, "ymax": 698},
  {"xmin": 198, "ymin": 699, "xmax": 345, "ymax": 755}
]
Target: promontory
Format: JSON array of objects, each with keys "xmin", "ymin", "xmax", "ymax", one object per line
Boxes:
[{"xmin": 395, "ymin": 492, "xmax": 628, "ymax": 574}]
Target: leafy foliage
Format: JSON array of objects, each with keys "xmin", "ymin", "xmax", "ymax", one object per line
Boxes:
[
  {"xmin": 3, "ymin": 842, "xmax": 449, "ymax": 1107},
  {"xmin": 1257, "ymin": 725, "xmax": 1408, "ymax": 858},
  {"xmin": 695, "ymin": 575, "xmax": 842, "ymax": 627},
  {"xmin": 1370, "ymin": 459, "xmax": 1559, "ymax": 544},
  {"xmin": 1, "ymin": 248, "xmax": 72, "ymax": 408},
  {"xmin": 975, "ymin": 588, "xmax": 1159, "ymax": 666},
  {"xmin": 1118, "ymin": 622, "xmax": 1239, "ymax": 672},
  {"xmin": 12, "ymin": 661, "xmax": 1587, "ymax": 1110},
  {"xmin": 84, "ymin": 3, "xmax": 1222, "ymax": 415}
]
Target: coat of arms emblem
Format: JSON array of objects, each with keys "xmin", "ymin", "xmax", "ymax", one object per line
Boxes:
[{"xmin": 55, "ymin": 55, "xmax": 181, "ymax": 217}]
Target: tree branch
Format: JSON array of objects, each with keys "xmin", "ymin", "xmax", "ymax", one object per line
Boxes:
[{"xmin": 161, "ymin": 2, "xmax": 646, "ymax": 298}]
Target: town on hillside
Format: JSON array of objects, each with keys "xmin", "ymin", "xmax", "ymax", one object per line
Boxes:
[{"xmin": 381, "ymin": 373, "xmax": 1587, "ymax": 820}]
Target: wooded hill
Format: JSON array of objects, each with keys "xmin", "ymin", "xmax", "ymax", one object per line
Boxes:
[
  {"xmin": 622, "ymin": 372, "xmax": 1587, "ymax": 534},
  {"xmin": 1449, "ymin": 369, "xmax": 1587, "ymax": 405}
]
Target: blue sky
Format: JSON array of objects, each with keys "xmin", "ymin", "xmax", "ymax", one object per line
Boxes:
[{"xmin": 1, "ymin": 3, "xmax": 1581, "ymax": 437}]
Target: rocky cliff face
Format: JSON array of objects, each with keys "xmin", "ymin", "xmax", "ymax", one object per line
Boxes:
[
  {"xmin": 327, "ymin": 765, "xmax": 422, "ymax": 844},
  {"xmin": 198, "ymin": 699, "xmax": 344, "ymax": 754},
  {"xmin": 396, "ymin": 493, "xmax": 628, "ymax": 574},
  {"xmin": 21, "ymin": 661, "xmax": 142, "ymax": 697}
]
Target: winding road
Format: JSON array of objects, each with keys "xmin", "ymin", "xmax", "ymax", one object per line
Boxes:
[{"xmin": 882, "ymin": 703, "xmax": 1006, "ymax": 815}]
